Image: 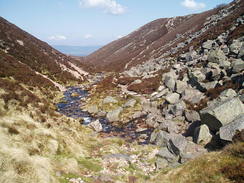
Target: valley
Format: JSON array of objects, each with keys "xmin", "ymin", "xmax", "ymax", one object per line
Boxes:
[{"xmin": 0, "ymin": 0, "xmax": 244, "ymax": 183}]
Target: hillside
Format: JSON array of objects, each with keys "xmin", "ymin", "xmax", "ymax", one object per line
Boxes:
[
  {"xmin": 81, "ymin": 0, "xmax": 244, "ymax": 72},
  {"xmin": 0, "ymin": 0, "xmax": 244, "ymax": 183},
  {"xmin": 0, "ymin": 17, "xmax": 88, "ymax": 88}
]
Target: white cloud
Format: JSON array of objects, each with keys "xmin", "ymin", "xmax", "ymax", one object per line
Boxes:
[
  {"xmin": 181, "ymin": 0, "xmax": 206, "ymax": 10},
  {"xmin": 48, "ymin": 35, "xmax": 67, "ymax": 41},
  {"xmin": 117, "ymin": 35, "xmax": 123, "ymax": 39},
  {"xmin": 84, "ymin": 34, "xmax": 93, "ymax": 39},
  {"xmin": 80, "ymin": 0, "xmax": 126, "ymax": 15}
]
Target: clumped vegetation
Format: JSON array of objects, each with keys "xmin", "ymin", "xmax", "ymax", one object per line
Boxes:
[
  {"xmin": 185, "ymin": 80, "xmax": 239, "ymax": 111},
  {"xmin": 153, "ymin": 142, "xmax": 244, "ymax": 183}
]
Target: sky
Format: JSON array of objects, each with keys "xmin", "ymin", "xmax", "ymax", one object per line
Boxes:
[{"xmin": 0, "ymin": 0, "xmax": 233, "ymax": 46}]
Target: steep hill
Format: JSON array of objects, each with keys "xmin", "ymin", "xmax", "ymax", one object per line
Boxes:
[
  {"xmin": 81, "ymin": 0, "xmax": 244, "ymax": 72},
  {"xmin": 0, "ymin": 17, "xmax": 88, "ymax": 90}
]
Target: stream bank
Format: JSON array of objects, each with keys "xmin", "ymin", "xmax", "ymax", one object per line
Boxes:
[{"xmin": 56, "ymin": 86, "xmax": 153, "ymax": 144}]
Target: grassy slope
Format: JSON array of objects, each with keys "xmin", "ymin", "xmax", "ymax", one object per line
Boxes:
[{"xmin": 153, "ymin": 142, "xmax": 244, "ymax": 183}]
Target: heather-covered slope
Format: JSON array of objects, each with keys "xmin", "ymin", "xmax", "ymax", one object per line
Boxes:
[
  {"xmin": 0, "ymin": 17, "xmax": 88, "ymax": 88},
  {"xmin": 82, "ymin": 0, "xmax": 244, "ymax": 72}
]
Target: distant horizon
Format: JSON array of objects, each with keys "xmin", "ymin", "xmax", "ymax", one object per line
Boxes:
[
  {"xmin": 0, "ymin": 0, "xmax": 232, "ymax": 46},
  {"xmin": 52, "ymin": 44, "xmax": 102, "ymax": 56}
]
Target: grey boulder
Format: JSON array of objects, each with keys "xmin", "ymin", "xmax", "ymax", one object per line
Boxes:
[
  {"xmin": 200, "ymin": 97, "xmax": 244, "ymax": 131},
  {"xmin": 193, "ymin": 124, "xmax": 212, "ymax": 145},
  {"xmin": 219, "ymin": 114, "xmax": 244, "ymax": 141}
]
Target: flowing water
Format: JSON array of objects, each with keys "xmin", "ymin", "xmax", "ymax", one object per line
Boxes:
[{"xmin": 56, "ymin": 86, "xmax": 153, "ymax": 144}]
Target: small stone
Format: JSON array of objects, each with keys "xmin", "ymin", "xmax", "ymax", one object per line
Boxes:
[
  {"xmin": 123, "ymin": 99, "xmax": 137, "ymax": 108},
  {"xmin": 87, "ymin": 105, "xmax": 99, "ymax": 114},
  {"xmin": 106, "ymin": 107, "xmax": 123, "ymax": 122},
  {"xmin": 89, "ymin": 120, "xmax": 103, "ymax": 132},
  {"xmin": 103, "ymin": 96, "xmax": 118, "ymax": 104}
]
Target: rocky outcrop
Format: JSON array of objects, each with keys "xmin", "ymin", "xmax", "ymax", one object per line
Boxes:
[
  {"xmin": 200, "ymin": 97, "xmax": 244, "ymax": 132},
  {"xmin": 220, "ymin": 114, "xmax": 244, "ymax": 141}
]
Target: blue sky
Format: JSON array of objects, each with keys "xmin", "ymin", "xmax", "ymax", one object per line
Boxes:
[{"xmin": 0, "ymin": 0, "xmax": 232, "ymax": 46}]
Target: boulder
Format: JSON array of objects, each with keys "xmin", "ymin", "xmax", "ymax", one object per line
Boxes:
[
  {"xmin": 193, "ymin": 124, "xmax": 212, "ymax": 145},
  {"xmin": 164, "ymin": 76, "xmax": 176, "ymax": 91},
  {"xmin": 219, "ymin": 89, "xmax": 237, "ymax": 101},
  {"xmin": 156, "ymin": 147, "xmax": 179, "ymax": 169},
  {"xmin": 165, "ymin": 93, "xmax": 180, "ymax": 104},
  {"xmin": 169, "ymin": 101, "xmax": 186, "ymax": 117},
  {"xmin": 185, "ymin": 110, "xmax": 200, "ymax": 122},
  {"xmin": 123, "ymin": 99, "xmax": 137, "ymax": 108},
  {"xmin": 106, "ymin": 107, "xmax": 123, "ymax": 122},
  {"xmin": 219, "ymin": 114, "xmax": 244, "ymax": 141},
  {"xmin": 229, "ymin": 40, "xmax": 242, "ymax": 55},
  {"xmin": 150, "ymin": 130, "xmax": 171, "ymax": 147},
  {"xmin": 89, "ymin": 120, "xmax": 103, "ymax": 132},
  {"xmin": 208, "ymin": 49, "xmax": 228, "ymax": 67},
  {"xmin": 176, "ymin": 80, "xmax": 188, "ymax": 94},
  {"xmin": 202, "ymin": 40, "xmax": 214, "ymax": 50},
  {"xmin": 167, "ymin": 134, "xmax": 188, "ymax": 156},
  {"xmin": 182, "ymin": 88, "xmax": 204, "ymax": 104},
  {"xmin": 231, "ymin": 59, "xmax": 244, "ymax": 73},
  {"xmin": 189, "ymin": 70, "xmax": 206, "ymax": 82},
  {"xmin": 103, "ymin": 96, "xmax": 118, "ymax": 104},
  {"xmin": 157, "ymin": 120, "xmax": 180, "ymax": 134},
  {"xmin": 200, "ymin": 97, "xmax": 244, "ymax": 131},
  {"xmin": 238, "ymin": 44, "xmax": 244, "ymax": 59},
  {"xmin": 201, "ymin": 81, "xmax": 218, "ymax": 90}
]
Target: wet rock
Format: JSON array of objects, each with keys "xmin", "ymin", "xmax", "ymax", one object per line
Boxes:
[
  {"xmin": 103, "ymin": 96, "xmax": 118, "ymax": 104},
  {"xmin": 193, "ymin": 124, "xmax": 212, "ymax": 145},
  {"xmin": 165, "ymin": 93, "xmax": 180, "ymax": 104},
  {"xmin": 219, "ymin": 114, "xmax": 244, "ymax": 141},
  {"xmin": 185, "ymin": 110, "xmax": 200, "ymax": 122},
  {"xmin": 231, "ymin": 59, "xmax": 244, "ymax": 73},
  {"xmin": 89, "ymin": 120, "xmax": 103, "ymax": 132},
  {"xmin": 106, "ymin": 107, "xmax": 123, "ymax": 122},
  {"xmin": 123, "ymin": 99, "xmax": 137, "ymax": 108},
  {"xmin": 200, "ymin": 97, "xmax": 244, "ymax": 131}
]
